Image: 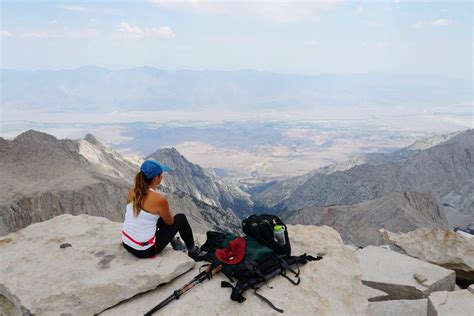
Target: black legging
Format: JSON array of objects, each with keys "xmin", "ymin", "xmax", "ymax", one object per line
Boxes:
[{"xmin": 122, "ymin": 213, "xmax": 195, "ymax": 259}]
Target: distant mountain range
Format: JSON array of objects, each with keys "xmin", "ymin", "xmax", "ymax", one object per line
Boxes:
[
  {"xmin": 252, "ymin": 129, "xmax": 474, "ymax": 230},
  {"xmin": 1, "ymin": 67, "xmax": 471, "ymax": 112},
  {"xmin": 0, "ymin": 130, "xmax": 247, "ymax": 236}
]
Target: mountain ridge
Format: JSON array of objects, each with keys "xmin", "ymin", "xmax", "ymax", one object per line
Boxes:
[
  {"xmin": 0, "ymin": 130, "xmax": 244, "ymax": 236},
  {"xmin": 148, "ymin": 147, "xmax": 254, "ymax": 218},
  {"xmin": 282, "ymin": 190, "xmax": 449, "ymax": 247},
  {"xmin": 252, "ymin": 129, "xmax": 474, "ymax": 229}
]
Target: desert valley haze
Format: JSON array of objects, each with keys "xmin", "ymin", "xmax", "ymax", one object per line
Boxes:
[
  {"xmin": 1, "ymin": 0, "xmax": 473, "ymax": 315},
  {"xmin": 2, "ymin": 67, "xmax": 472, "ymax": 182}
]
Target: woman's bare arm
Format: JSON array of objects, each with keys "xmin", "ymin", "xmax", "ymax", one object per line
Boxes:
[{"xmin": 156, "ymin": 196, "xmax": 174, "ymax": 225}]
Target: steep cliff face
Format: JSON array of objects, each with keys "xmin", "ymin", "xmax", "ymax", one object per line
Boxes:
[
  {"xmin": 0, "ymin": 130, "xmax": 241, "ymax": 236},
  {"xmin": 0, "ymin": 180, "xmax": 129, "ymax": 236},
  {"xmin": 158, "ymin": 186, "xmax": 241, "ymax": 234},
  {"xmin": 0, "ymin": 130, "xmax": 136, "ymax": 236},
  {"xmin": 254, "ymin": 129, "xmax": 474, "ymax": 229},
  {"xmin": 283, "ymin": 191, "xmax": 449, "ymax": 247},
  {"xmin": 149, "ymin": 147, "xmax": 253, "ymax": 218}
]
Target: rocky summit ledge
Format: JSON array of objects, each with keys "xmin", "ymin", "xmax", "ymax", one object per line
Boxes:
[
  {"xmin": 0, "ymin": 214, "xmax": 195, "ymax": 315},
  {"xmin": 356, "ymin": 246, "xmax": 455, "ymax": 300},
  {"xmin": 101, "ymin": 224, "xmax": 369, "ymax": 315},
  {"xmin": 0, "ymin": 215, "xmax": 369, "ymax": 315},
  {"xmin": 428, "ymin": 287, "xmax": 474, "ymax": 316},
  {"xmin": 380, "ymin": 227, "xmax": 474, "ymax": 283}
]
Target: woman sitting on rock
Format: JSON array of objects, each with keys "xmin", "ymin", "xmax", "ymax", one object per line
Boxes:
[{"xmin": 121, "ymin": 159, "xmax": 207, "ymax": 261}]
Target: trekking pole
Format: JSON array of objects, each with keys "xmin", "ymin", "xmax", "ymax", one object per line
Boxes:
[{"xmin": 144, "ymin": 265, "xmax": 222, "ymax": 316}]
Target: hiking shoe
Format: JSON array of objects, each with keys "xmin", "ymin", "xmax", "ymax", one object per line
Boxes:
[
  {"xmin": 187, "ymin": 246, "xmax": 208, "ymax": 262},
  {"xmin": 170, "ymin": 237, "xmax": 187, "ymax": 251}
]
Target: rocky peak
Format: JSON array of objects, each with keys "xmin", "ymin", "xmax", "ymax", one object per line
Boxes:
[
  {"xmin": 13, "ymin": 129, "xmax": 58, "ymax": 144},
  {"xmin": 445, "ymin": 128, "xmax": 474, "ymax": 146},
  {"xmin": 406, "ymin": 130, "xmax": 462, "ymax": 151},
  {"xmin": 84, "ymin": 133, "xmax": 101, "ymax": 146},
  {"xmin": 147, "ymin": 147, "xmax": 253, "ymax": 218},
  {"xmin": 150, "ymin": 147, "xmax": 189, "ymax": 166},
  {"xmin": 0, "ymin": 130, "xmax": 137, "ymax": 235}
]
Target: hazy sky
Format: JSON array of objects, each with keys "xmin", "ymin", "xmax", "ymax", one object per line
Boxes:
[{"xmin": 1, "ymin": 0, "xmax": 472, "ymax": 79}]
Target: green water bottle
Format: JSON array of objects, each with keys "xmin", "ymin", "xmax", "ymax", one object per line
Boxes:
[{"xmin": 273, "ymin": 225, "xmax": 286, "ymax": 245}]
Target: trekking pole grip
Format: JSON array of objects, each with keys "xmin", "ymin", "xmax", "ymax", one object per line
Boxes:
[{"xmin": 212, "ymin": 265, "xmax": 223, "ymax": 275}]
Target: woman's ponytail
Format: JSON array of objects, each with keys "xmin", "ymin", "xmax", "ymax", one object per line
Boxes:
[{"xmin": 132, "ymin": 171, "xmax": 151, "ymax": 216}]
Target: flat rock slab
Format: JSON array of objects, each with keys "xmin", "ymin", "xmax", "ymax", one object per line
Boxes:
[
  {"xmin": 101, "ymin": 225, "xmax": 369, "ymax": 315},
  {"xmin": 369, "ymin": 299, "xmax": 428, "ymax": 316},
  {"xmin": 356, "ymin": 246, "xmax": 455, "ymax": 300},
  {"xmin": 428, "ymin": 288, "xmax": 474, "ymax": 316},
  {"xmin": 0, "ymin": 214, "xmax": 195, "ymax": 315},
  {"xmin": 380, "ymin": 228, "xmax": 474, "ymax": 281}
]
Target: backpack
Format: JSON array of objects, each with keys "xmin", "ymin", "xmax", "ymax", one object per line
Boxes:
[
  {"xmin": 200, "ymin": 231, "xmax": 322, "ymax": 313},
  {"xmin": 242, "ymin": 214, "xmax": 291, "ymax": 256}
]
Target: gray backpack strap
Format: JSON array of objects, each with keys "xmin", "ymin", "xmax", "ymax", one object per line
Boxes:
[{"xmin": 253, "ymin": 286, "xmax": 284, "ymax": 313}]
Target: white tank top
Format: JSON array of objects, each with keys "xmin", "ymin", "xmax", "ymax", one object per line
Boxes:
[{"xmin": 122, "ymin": 191, "xmax": 161, "ymax": 250}]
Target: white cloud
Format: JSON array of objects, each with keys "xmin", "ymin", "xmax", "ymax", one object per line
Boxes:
[
  {"xmin": 73, "ymin": 28, "xmax": 99, "ymax": 38},
  {"xmin": 22, "ymin": 31, "xmax": 53, "ymax": 39},
  {"xmin": 366, "ymin": 21, "xmax": 383, "ymax": 27},
  {"xmin": 431, "ymin": 19, "xmax": 452, "ymax": 26},
  {"xmin": 116, "ymin": 22, "xmax": 176, "ymax": 39},
  {"xmin": 412, "ymin": 21, "xmax": 424, "ymax": 29},
  {"xmin": 355, "ymin": 6, "xmax": 364, "ymax": 15},
  {"xmin": 48, "ymin": 20, "xmax": 57, "ymax": 25},
  {"xmin": 207, "ymin": 35, "xmax": 250, "ymax": 42},
  {"xmin": 412, "ymin": 19, "xmax": 452, "ymax": 29},
  {"xmin": 149, "ymin": 0, "xmax": 343, "ymax": 23},
  {"xmin": 150, "ymin": 26, "xmax": 176, "ymax": 39},
  {"xmin": 303, "ymin": 40, "xmax": 319, "ymax": 46},
  {"xmin": 0, "ymin": 30, "xmax": 12, "ymax": 38},
  {"xmin": 375, "ymin": 41, "xmax": 390, "ymax": 49},
  {"xmin": 21, "ymin": 28, "xmax": 99, "ymax": 39},
  {"xmin": 59, "ymin": 5, "xmax": 88, "ymax": 12},
  {"xmin": 359, "ymin": 40, "xmax": 390, "ymax": 49},
  {"xmin": 117, "ymin": 22, "xmax": 143, "ymax": 37}
]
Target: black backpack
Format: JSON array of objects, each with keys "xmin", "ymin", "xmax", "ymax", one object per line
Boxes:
[
  {"xmin": 242, "ymin": 214, "xmax": 291, "ymax": 256},
  {"xmin": 201, "ymin": 231, "xmax": 322, "ymax": 313},
  {"xmin": 222, "ymin": 251, "xmax": 321, "ymax": 313}
]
